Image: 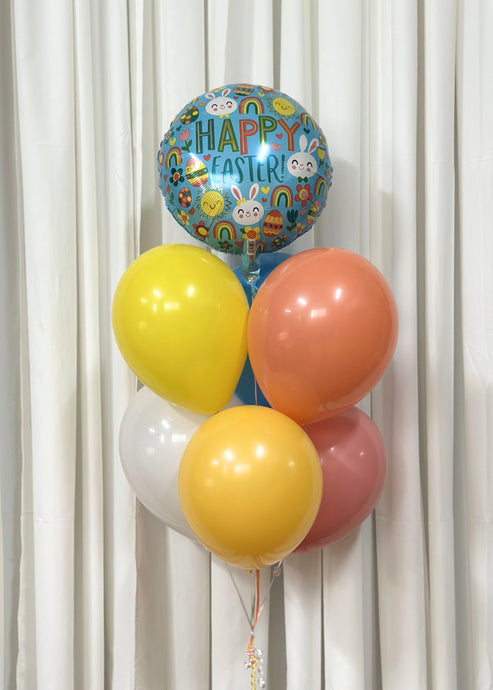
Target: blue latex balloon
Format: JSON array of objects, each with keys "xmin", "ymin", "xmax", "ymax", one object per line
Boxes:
[
  {"xmin": 233, "ymin": 253, "xmax": 292, "ymax": 406},
  {"xmin": 157, "ymin": 84, "xmax": 332, "ymax": 259},
  {"xmin": 233, "ymin": 251, "xmax": 292, "ymax": 306}
]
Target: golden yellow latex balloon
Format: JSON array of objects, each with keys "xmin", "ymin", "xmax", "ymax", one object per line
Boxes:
[
  {"xmin": 112, "ymin": 244, "xmax": 249, "ymax": 414},
  {"xmin": 178, "ymin": 406, "xmax": 323, "ymax": 569}
]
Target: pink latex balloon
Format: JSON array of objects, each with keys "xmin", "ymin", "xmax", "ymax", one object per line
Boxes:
[{"xmin": 296, "ymin": 406, "xmax": 387, "ymax": 552}]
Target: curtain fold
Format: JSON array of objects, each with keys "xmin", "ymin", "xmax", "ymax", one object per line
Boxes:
[
  {"xmin": 0, "ymin": 2, "xmax": 22, "ymax": 687},
  {"xmin": 419, "ymin": 1, "xmax": 458, "ymax": 687},
  {"xmin": 456, "ymin": 1, "xmax": 493, "ymax": 687},
  {"xmin": 368, "ymin": 1, "xmax": 429, "ymax": 688},
  {"xmin": 72, "ymin": 3, "xmax": 106, "ymax": 689},
  {"xmin": 1, "ymin": 0, "xmax": 492, "ymax": 688},
  {"xmin": 86, "ymin": 0, "xmax": 138, "ymax": 686},
  {"xmin": 12, "ymin": 3, "xmax": 78, "ymax": 688}
]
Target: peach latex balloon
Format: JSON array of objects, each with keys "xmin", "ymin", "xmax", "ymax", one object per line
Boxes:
[{"xmin": 248, "ymin": 248, "xmax": 398, "ymax": 425}]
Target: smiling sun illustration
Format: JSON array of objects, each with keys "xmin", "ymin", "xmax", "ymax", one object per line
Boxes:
[
  {"xmin": 271, "ymin": 96, "xmax": 296, "ymax": 117},
  {"xmin": 198, "ymin": 187, "xmax": 232, "ymax": 221},
  {"xmin": 200, "ymin": 190, "xmax": 225, "ymax": 217}
]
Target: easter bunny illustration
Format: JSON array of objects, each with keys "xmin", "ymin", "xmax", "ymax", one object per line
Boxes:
[
  {"xmin": 231, "ymin": 184, "xmax": 265, "ymax": 225},
  {"xmin": 231, "ymin": 184, "xmax": 264, "ymax": 259},
  {"xmin": 205, "ymin": 88, "xmax": 237, "ymax": 117},
  {"xmin": 286, "ymin": 134, "xmax": 319, "ymax": 180}
]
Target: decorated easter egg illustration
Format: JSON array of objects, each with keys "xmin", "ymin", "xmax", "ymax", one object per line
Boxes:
[
  {"xmin": 263, "ymin": 210, "xmax": 283, "ymax": 238},
  {"xmin": 307, "ymin": 200, "xmax": 321, "ymax": 225},
  {"xmin": 185, "ymin": 157, "xmax": 209, "ymax": 188},
  {"xmin": 178, "ymin": 187, "xmax": 192, "ymax": 208},
  {"xmin": 180, "ymin": 105, "xmax": 200, "ymax": 125},
  {"xmin": 233, "ymin": 84, "xmax": 255, "ymax": 97}
]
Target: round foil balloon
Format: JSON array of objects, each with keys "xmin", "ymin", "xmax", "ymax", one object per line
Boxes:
[{"xmin": 157, "ymin": 84, "xmax": 333, "ymax": 261}]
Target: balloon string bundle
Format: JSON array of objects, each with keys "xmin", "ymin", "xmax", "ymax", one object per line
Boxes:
[{"xmin": 227, "ymin": 562, "xmax": 283, "ymax": 688}]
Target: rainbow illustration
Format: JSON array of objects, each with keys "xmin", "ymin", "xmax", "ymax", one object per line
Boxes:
[
  {"xmin": 213, "ymin": 220, "xmax": 238, "ymax": 240},
  {"xmin": 314, "ymin": 177, "xmax": 327, "ymax": 198},
  {"xmin": 165, "ymin": 146, "xmax": 183, "ymax": 168},
  {"xmin": 239, "ymin": 97, "xmax": 265, "ymax": 115},
  {"xmin": 300, "ymin": 112, "xmax": 316, "ymax": 129},
  {"xmin": 270, "ymin": 185, "xmax": 294, "ymax": 208}
]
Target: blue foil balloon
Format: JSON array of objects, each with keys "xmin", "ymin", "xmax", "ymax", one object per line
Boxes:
[
  {"xmin": 233, "ymin": 253, "xmax": 291, "ymax": 406},
  {"xmin": 157, "ymin": 84, "xmax": 333, "ymax": 260}
]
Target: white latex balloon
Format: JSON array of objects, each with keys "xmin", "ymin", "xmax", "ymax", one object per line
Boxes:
[
  {"xmin": 119, "ymin": 386, "xmax": 241, "ymax": 538},
  {"xmin": 119, "ymin": 387, "xmax": 207, "ymax": 538}
]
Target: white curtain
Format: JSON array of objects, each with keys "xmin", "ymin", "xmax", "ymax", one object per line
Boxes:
[{"xmin": 1, "ymin": 0, "xmax": 492, "ymax": 688}]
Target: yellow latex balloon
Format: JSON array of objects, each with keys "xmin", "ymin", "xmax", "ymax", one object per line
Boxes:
[
  {"xmin": 178, "ymin": 406, "xmax": 323, "ymax": 569},
  {"xmin": 112, "ymin": 244, "xmax": 249, "ymax": 414}
]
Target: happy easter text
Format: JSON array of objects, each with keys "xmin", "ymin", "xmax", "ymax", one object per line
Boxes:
[{"xmin": 195, "ymin": 116, "xmax": 299, "ymax": 185}]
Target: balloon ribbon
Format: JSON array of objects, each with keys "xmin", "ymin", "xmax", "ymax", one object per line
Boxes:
[
  {"xmin": 245, "ymin": 569, "xmax": 263, "ymax": 688},
  {"xmin": 227, "ymin": 562, "xmax": 283, "ymax": 687},
  {"xmin": 244, "ymin": 563, "xmax": 283, "ymax": 688}
]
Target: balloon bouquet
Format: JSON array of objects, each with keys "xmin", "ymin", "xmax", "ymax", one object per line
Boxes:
[{"xmin": 112, "ymin": 84, "xmax": 398, "ymax": 686}]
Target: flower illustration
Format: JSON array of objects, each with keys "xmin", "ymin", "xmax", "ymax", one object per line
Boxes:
[
  {"xmin": 193, "ymin": 220, "xmax": 209, "ymax": 240},
  {"xmin": 286, "ymin": 208, "xmax": 299, "ymax": 231},
  {"xmin": 170, "ymin": 167, "xmax": 184, "ymax": 186},
  {"xmin": 295, "ymin": 222, "xmax": 306, "ymax": 235},
  {"xmin": 178, "ymin": 128, "xmax": 193, "ymax": 152},
  {"xmin": 295, "ymin": 183, "xmax": 312, "ymax": 208},
  {"xmin": 287, "ymin": 208, "xmax": 298, "ymax": 225},
  {"xmin": 218, "ymin": 241, "xmax": 230, "ymax": 251},
  {"xmin": 177, "ymin": 210, "xmax": 189, "ymax": 225},
  {"xmin": 242, "ymin": 226, "xmax": 260, "ymax": 241}
]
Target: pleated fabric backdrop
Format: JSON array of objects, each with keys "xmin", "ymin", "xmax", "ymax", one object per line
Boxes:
[{"xmin": 1, "ymin": 1, "xmax": 492, "ymax": 688}]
